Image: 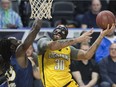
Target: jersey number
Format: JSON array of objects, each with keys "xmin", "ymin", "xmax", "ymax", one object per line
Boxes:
[{"xmin": 55, "ymin": 59, "xmax": 64, "ymax": 70}]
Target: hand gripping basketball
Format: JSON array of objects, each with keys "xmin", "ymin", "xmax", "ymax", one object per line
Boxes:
[{"xmin": 96, "ymin": 10, "xmax": 116, "ymax": 30}]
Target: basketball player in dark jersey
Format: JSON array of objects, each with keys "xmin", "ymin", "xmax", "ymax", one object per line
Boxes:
[{"xmin": 0, "ymin": 18, "xmax": 42, "ymax": 87}]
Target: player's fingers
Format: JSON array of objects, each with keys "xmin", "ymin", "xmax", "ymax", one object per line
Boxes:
[
  {"xmin": 109, "ymin": 23, "xmax": 115, "ymax": 31},
  {"xmin": 106, "ymin": 24, "xmax": 115, "ymax": 34},
  {"xmin": 87, "ymin": 37, "xmax": 92, "ymax": 41},
  {"xmin": 86, "ymin": 30, "xmax": 93, "ymax": 35},
  {"xmin": 106, "ymin": 24, "xmax": 110, "ymax": 30},
  {"xmin": 88, "ymin": 30, "xmax": 93, "ymax": 36},
  {"xmin": 89, "ymin": 29, "xmax": 93, "ymax": 33},
  {"xmin": 90, "ymin": 29, "xmax": 94, "ymax": 34},
  {"xmin": 89, "ymin": 36, "xmax": 92, "ymax": 39}
]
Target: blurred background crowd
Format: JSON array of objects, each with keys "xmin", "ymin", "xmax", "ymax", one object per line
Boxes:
[
  {"xmin": 0, "ymin": 0, "xmax": 116, "ymax": 29},
  {"xmin": 0, "ymin": 0, "xmax": 116, "ymax": 87}
]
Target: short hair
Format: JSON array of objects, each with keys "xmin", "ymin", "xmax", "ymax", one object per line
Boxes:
[{"xmin": 0, "ymin": 38, "xmax": 12, "ymax": 63}]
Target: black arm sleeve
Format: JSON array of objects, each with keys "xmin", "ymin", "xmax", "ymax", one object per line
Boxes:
[
  {"xmin": 37, "ymin": 37, "xmax": 50, "ymax": 54},
  {"xmin": 70, "ymin": 46, "xmax": 79, "ymax": 60}
]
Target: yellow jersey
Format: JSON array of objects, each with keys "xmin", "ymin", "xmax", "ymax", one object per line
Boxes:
[{"xmin": 38, "ymin": 46, "xmax": 78, "ymax": 87}]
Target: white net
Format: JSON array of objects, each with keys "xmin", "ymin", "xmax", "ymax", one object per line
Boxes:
[{"xmin": 29, "ymin": 0, "xmax": 53, "ymax": 19}]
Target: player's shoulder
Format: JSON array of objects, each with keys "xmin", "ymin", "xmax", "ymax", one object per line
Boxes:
[
  {"xmin": 38, "ymin": 32, "xmax": 52, "ymax": 41},
  {"xmin": 69, "ymin": 46, "xmax": 78, "ymax": 50},
  {"xmin": 69, "ymin": 46, "xmax": 79, "ymax": 54},
  {"xmin": 38, "ymin": 36, "xmax": 51, "ymax": 42}
]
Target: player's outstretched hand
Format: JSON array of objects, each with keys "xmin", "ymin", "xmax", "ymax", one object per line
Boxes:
[
  {"xmin": 100, "ymin": 23, "xmax": 115, "ymax": 36},
  {"xmin": 79, "ymin": 30, "xmax": 93, "ymax": 42}
]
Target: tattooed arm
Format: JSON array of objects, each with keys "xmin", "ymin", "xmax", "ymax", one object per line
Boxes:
[
  {"xmin": 71, "ymin": 34, "xmax": 110, "ymax": 60},
  {"xmin": 48, "ymin": 30, "xmax": 93, "ymax": 51},
  {"xmin": 16, "ymin": 19, "xmax": 42, "ymax": 55},
  {"xmin": 32, "ymin": 65, "xmax": 40, "ymax": 80},
  {"xmin": 16, "ymin": 18, "xmax": 42, "ymax": 68},
  {"xmin": 78, "ymin": 24, "xmax": 115, "ymax": 60},
  {"xmin": 38, "ymin": 30, "xmax": 93, "ymax": 52},
  {"xmin": 77, "ymin": 34, "xmax": 104, "ymax": 60},
  {"xmin": 28, "ymin": 57, "xmax": 40, "ymax": 80},
  {"xmin": 70, "ymin": 24, "xmax": 115, "ymax": 60},
  {"xmin": 38, "ymin": 38, "xmax": 87, "ymax": 52}
]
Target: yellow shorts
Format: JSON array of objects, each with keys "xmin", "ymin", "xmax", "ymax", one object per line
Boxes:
[{"xmin": 63, "ymin": 80, "xmax": 79, "ymax": 87}]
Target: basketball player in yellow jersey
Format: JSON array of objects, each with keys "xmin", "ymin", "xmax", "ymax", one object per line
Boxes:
[{"xmin": 37, "ymin": 24, "xmax": 115, "ymax": 87}]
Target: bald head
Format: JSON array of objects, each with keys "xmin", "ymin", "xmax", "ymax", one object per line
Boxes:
[{"xmin": 110, "ymin": 43, "xmax": 116, "ymax": 50}]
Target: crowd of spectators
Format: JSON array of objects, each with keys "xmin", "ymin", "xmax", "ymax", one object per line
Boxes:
[
  {"xmin": 0, "ymin": 0, "xmax": 116, "ymax": 87},
  {"xmin": 71, "ymin": 43, "xmax": 99, "ymax": 87},
  {"xmin": 0, "ymin": 0, "xmax": 116, "ymax": 29}
]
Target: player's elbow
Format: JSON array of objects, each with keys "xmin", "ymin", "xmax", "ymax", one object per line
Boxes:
[
  {"xmin": 82, "ymin": 54, "xmax": 92, "ymax": 60},
  {"xmin": 85, "ymin": 56, "xmax": 91, "ymax": 60},
  {"xmin": 48, "ymin": 46, "xmax": 56, "ymax": 51},
  {"xmin": 47, "ymin": 42, "xmax": 57, "ymax": 51},
  {"xmin": 77, "ymin": 54, "xmax": 88, "ymax": 60}
]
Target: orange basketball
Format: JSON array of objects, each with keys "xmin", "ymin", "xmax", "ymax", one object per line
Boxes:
[{"xmin": 96, "ymin": 10, "xmax": 116, "ymax": 30}]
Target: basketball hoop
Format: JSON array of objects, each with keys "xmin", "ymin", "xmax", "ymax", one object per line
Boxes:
[{"xmin": 29, "ymin": 0, "xmax": 53, "ymax": 19}]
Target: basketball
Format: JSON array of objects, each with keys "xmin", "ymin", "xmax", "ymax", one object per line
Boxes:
[{"xmin": 96, "ymin": 10, "xmax": 116, "ymax": 30}]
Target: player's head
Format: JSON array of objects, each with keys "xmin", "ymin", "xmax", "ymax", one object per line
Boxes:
[
  {"xmin": 8, "ymin": 37, "xmax": 21, "ymax": 52},
  {"xmin": 52, "ymin": 25, "xmax": 68, "ymax": 40},
  {"xmin": 0, "ymin": 38, "xmax": 13, "ymax": 72},
  {"xmin": 0, "ymin": 54, "xmax": 8, "ymax": 73},
  {"xmin": 0, "ymin": 37, "xmax": 21, "ymax": 62}
]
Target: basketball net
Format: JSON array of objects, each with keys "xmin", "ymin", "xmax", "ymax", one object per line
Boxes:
[{"xmin": 29, "ymin": 0, "xmax": 53, "ymax": 19}]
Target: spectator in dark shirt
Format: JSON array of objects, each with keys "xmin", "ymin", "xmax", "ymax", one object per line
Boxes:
[
  {"xmin": 99, "ymin": 43, "xmax": 116, "ymax": 87},
  {"xmin": 108, "ymin": 0, "xmax": 116, "ymax": 16},
  {"xmin": 81, "ymin": 0, "xmax": 102, "ymax": 29},
  {"xmin": 71, "ymin": 42, "xmax": 99, "ymax": 87}
]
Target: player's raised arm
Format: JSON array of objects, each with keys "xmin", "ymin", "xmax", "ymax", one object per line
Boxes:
[
  {"xmin": 77, "ymin": 24, "xmax": 115, "ymax": 60},
  {"xmin": 14, "ymin": 19, "xmax": 42, "ymax": 68},
  {"xmin": 38, "ymin": 29, "xmax": 93, "ymax": 51},
  {"xmin": 16, "ymin": 19, "xmax": 42, "ymax": 56},
  {"xmin": 49, "ymin": 30, "xmax": 93, "ymax": 51}
]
